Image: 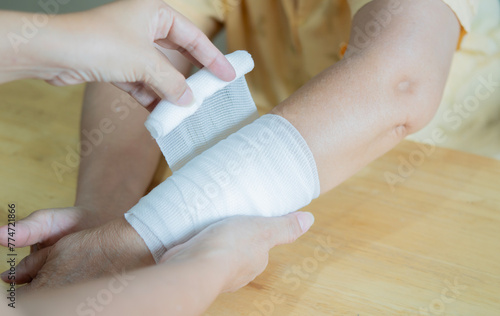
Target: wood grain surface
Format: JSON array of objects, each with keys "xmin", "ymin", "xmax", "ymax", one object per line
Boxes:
[{"xmin": 0, "ymin": 80, "xmax": 499, "ymax": 315}]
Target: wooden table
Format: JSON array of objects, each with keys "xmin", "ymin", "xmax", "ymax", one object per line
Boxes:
[{"xmin": 1, "ymin": 80, "xmax": 499, "ymax": 315}]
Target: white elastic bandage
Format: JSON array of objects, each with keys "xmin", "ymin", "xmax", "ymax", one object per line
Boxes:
[
  {"xmin": 145, "ymin": 51, "xmax": 259, "ymax": 171},
  {"xmin": 125, "ymin": 51, "xmax": 320, "ymax": 262}
]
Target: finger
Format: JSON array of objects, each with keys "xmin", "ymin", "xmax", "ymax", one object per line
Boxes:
[
  {"xmin": 1, "ymin": 247, "xmax": 50, "ymax": 284},
  {"xmin": 143, "ymin": 49, "xmax": 195, "ymax": 106},
  {"xmin": 0, "ymin": 212, "xmax": 48, "ymax": 248},
  {"xmin": 0, "ymin": 209, "xmax": 74, "ymax": 249},
  {"xmin": 156, "ymin": 5, "xmax": 236, "ymax": 82},
  {"xmin": 112, "ymin": 82, "xmax": 162, "ymax": 112},
  {"xmin": 264, "ymin": 212, "xmax": 315, "ymax": 248},
  {"xmin": 155, "ymin": 39, "xmax": 204, "ymax": 69}
]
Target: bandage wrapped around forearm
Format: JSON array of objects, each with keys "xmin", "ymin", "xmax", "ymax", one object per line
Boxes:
[{"xmin": 125, "ymin": 51, "xmax": 320, "ymax": 262}]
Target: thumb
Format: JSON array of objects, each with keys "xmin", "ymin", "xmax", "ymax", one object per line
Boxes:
[
  {"xmin": 0, "ymin": 210, "xmax": 53, "ymax": 248},
  {"xmin": 1, "ymin": 247, "xmax": 50, "ymax": 284},
  {"xmin": 265, "ymin": 212, "xmax": 315, "ymax": 248}
]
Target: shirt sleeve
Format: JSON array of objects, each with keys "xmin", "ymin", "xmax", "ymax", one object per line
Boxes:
[{"xmin": 346, "ymin": 0, "xmax": 479, "ymax": 32}]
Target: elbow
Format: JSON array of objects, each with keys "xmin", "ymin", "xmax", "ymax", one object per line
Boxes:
[
  {"xmin": 350, "ymin": 39, "xmax": 451, "ymax": 139},
  {"xmin": 386, "ymin": 67, "xmax": 446, "ymax": 138},
  {"xmin": 393, "ymin": 79, "xmax": 442, "ymax": 135}
]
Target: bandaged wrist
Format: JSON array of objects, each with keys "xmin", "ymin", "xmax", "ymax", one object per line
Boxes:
[{"xmin": 125, "ymin": 52, "xmax": 320, "ymax": 262}]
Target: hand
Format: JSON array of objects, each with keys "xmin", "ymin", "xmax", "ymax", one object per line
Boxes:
[
  {"xmin": 161, "ymin": 212, "xmax": 315, "ymax": 293},
  {"xmin": 1, "ymin": 0, "xmax": 235, "ymax": 108},
  {"xmin": 0, "ymin": 206, "xmax": 109, "ymax": 251},
  {"xmin": 5, "ymin": 213, "xmax": 314, "ymax": 316},
  {"xmin": 0, "ymin": 217, "xmax": 153, "ymax": 292}
]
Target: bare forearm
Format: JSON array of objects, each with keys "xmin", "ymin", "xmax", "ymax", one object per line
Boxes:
[
  {"xmin": 75, "ymin": 83, "xmax": 163, "ymax": 220},
  {"xmin": 74, "ymin": 1, "xmax": 222, "ymax": 219},
  {"xmin": 114, "ymin": 0, "xmax": 460, "ymax": 262},
  {"xmin": 272, "ymin": 0, "xmax": 460, "ymax": 192},
  {"xmin": 0, "ymin": 11, "xmax": 62, "ymax": 83},
  {"xmin": 21, "ymin": 255, "xmax": 223, "ymax": 316}
]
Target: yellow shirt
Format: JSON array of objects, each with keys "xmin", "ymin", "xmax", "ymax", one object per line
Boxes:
[
  {"xmin": 151, "ymin": 0, "xmax": 499, "ymax": 170},
  {"xmin": 172, "ymin": 0, "xmax": 478, "ymax": 114}
]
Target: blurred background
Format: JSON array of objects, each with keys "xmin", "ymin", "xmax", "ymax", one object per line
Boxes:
[{"xmin": 0, "ymin": 0, "xmax": 114, "ymax": 13}]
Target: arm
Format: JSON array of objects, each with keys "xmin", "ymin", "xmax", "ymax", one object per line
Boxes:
[
  {"xmin": 0, "ymin": 0, "xmax": 225, "ymax": 246},
  {"xmin": 74, "ymin": 1, "xmax": 225, "ymax": 225},
  {"xmin": 0, "ymin": 0, "xmax": 229, "ymax": 287},
  {"xmin": 78, "ymin": 0, "xmax": 459, "ymax": 222},
  {"xmin": 1, "ymin": 0, "xmax": 460, "ymax": 291},
  {"xmin": 74, "ymin": 83, "xmax": 162, "ymax": 223},
  {"xmin": 272, "ymin": 0, "xmax": 460, "ymax": 192},
  {"xmin": 123, "ymin": 0, "xmax": 461, "ymax": 260},
  {"xmin": 0, "ymin": 0, "xmax": 234, "ymax": 105},
  {"xmin": 16, "ymin": 213, "xmax": 312, "ymax": 316}
]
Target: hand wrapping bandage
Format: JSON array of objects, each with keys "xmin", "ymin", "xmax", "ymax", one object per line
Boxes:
[{"xmin": 125, "ymin": 51, "xmax": 320, "ymax": 262}]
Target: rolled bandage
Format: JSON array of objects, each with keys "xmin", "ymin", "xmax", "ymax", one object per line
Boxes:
[
  {"xmin": 146, "ymin": 51, "xmax": 259, "ymax": 172},
  {"xmin": 125, "ymin": 51, "xmax": 320, "ymax": 262}
]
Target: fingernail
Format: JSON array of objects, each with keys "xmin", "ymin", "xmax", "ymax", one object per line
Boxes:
[
  {"xmin": 176, "ymin": 88, "xmax": 194, "ymax": 106},
  {"xmin": 297, "ymin": 212, "xmax": 315, "ymax": 233}
]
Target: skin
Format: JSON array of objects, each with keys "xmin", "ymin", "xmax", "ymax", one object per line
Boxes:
[
  {"xmin": 0, "ymin": 0, "xmax": 221, "ymax": 250},
  {"xmin": 0, "ymin": 0, "xmax": 230, "ymax": 283},
  {"xmin": 0, "ymin": 0, "xmax": 235, "ymax": 106},
  {"xmin": 0, "ymin": 213, "xmax": 314, "ymax": 316},
  {"xmin": 0, "ymin": 0, "xmax": 460, "ymax": 305}
]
